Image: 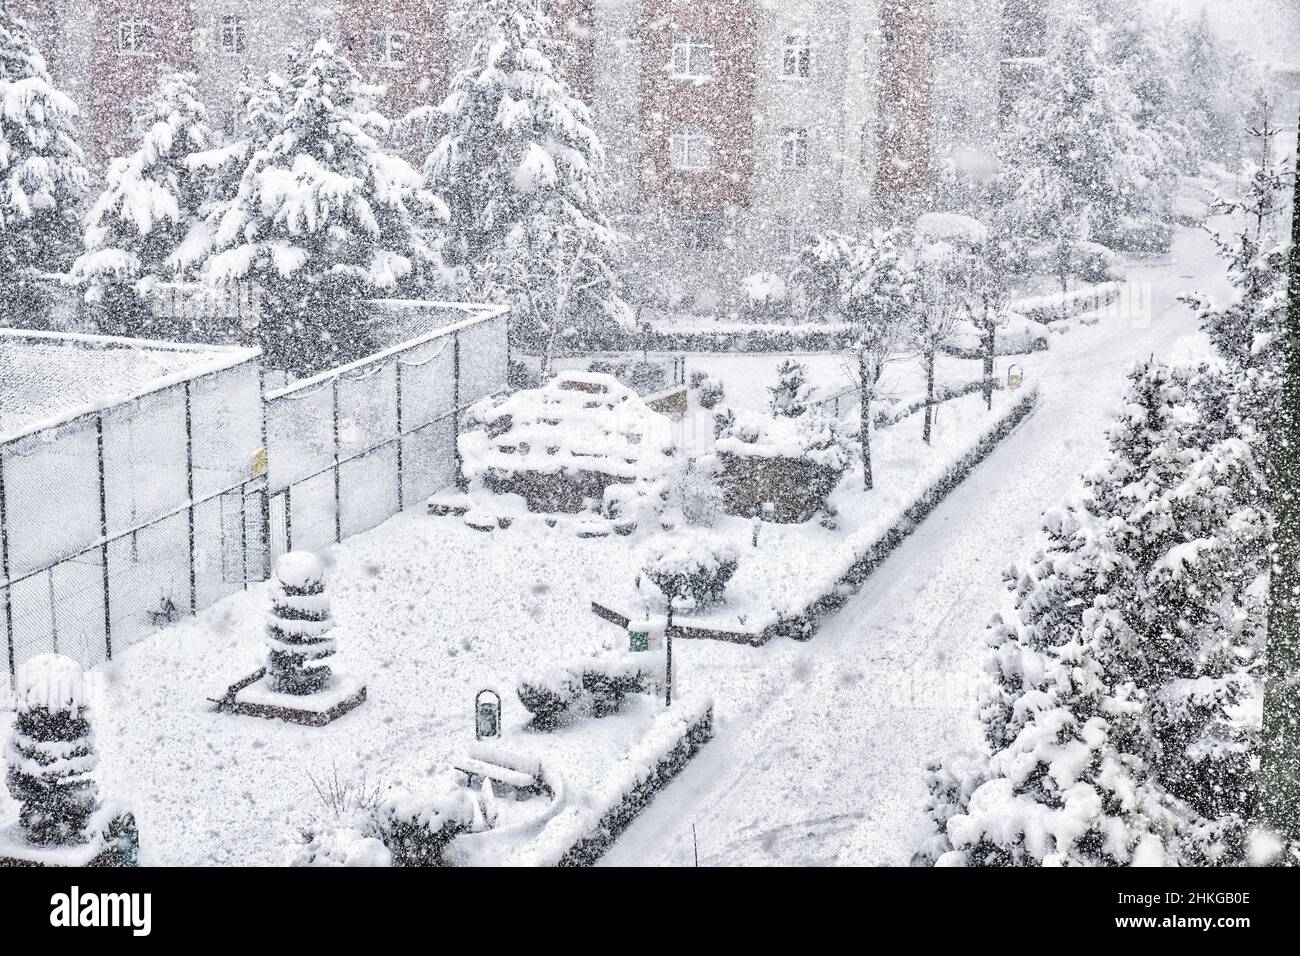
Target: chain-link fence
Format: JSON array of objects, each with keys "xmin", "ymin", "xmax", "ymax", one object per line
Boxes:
[
  {"xmin": 1, "ymin": 331, "xmax": 265, "ymax": 680},
  {"xmin": 264, "ymin": 304, "xmax": 509, "ymax": 559},
  {"xmin": 2, "ymin": 305, "xmax": 509, "ymax": 681}
]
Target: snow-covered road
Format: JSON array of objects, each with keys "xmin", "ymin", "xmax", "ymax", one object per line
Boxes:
[{"xmin": 599, "ymin": 225, "xmax": 1229, "ymax": 866}]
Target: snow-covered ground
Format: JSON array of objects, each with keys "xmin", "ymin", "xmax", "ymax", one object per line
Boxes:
[
  {"xmin": 0, "ymin": 220, "xmax": 1228, "ymax": 867},
  {"xmin": 597, "ymin": 222, "xmax": 1226, "ymax": 866}
]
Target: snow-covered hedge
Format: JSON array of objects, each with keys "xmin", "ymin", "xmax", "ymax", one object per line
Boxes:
[
  {"xmin": 641, "ymin": 534, "xmax": 739, "ymax": 608},
  {"xmin": 713, "ymin": 409, "xmax": 854, "ymax": 522}
]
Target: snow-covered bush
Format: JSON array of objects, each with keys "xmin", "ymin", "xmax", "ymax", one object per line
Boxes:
[
  {"xmin": 294, "ymin": 826, "xmax": 392, "ymax": 867},
  {"xmin": 670, "ymin": 457, "xmax": 724, "ymax": 528},
  {"xmin": 742, "ymin": 272, "xmax": 787, "ymax": 320},
  {"xmin": 696, "ymin": 376, "xmax": 726, "ymax": 410},
  {"xmin": 367, "ymin": 787, "xmax": 476, "ymax": 867},
  {"xmin": 5, "ymin": 655, "xmax": 100, "ymax": 846},
  {"xmin": 517, "ymin": 654, "xmax": 659, "ymax": 727},
  {"xmin": 641, "ymin": 535, "xmax": 739, "ymax": 609},
  {"xmin": 265, "ymin": 552, "xmax": 336, "ymax": 696},
  {"xmin": 297, "ymin": 783, "xmax": 476, "ymax": 867},
  {"xmin": 460, "ymin": 372, "xmax": 673, "ymax": 515},
  {"xmin": 517, "ymin": 668, "xmax": 582, "ymax": 730}
]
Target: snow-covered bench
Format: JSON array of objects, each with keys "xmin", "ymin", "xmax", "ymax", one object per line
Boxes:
[{"xmin": 453, "ymin": 745, "xmax": 549, "ymax": 799}]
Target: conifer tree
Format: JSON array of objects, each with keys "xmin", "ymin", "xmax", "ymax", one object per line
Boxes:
[
  {"xmin": 768, "ymin": 359, "xmax": 813, "ymax": 418},
  {"xmin": 0, "ymin": 0, "xmax": 87, "ymax": 327},
  {"xmin": 426, "ymin": 0, "xmax": 630, "ymax": 369},
  {"xmin": 920, "ymin": 362, "xmax": 1266, "ymax": 865},
  {"xmin": 71, "ymin": 72, "xmax": 218, "ymax": 335},
  {"xmin": 201, "ymin": 40, "xmax": 443, "ymax": 373}
]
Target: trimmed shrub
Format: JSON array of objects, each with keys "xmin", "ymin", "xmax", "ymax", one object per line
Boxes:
[{"xmin": 641, "ymin": 534, "xmax": 739, "ymax": 608}]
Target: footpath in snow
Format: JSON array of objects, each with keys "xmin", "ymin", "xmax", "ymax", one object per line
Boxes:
[{"xmin": 597, "ymin": 222, "xmax": 1226, "ymax": 866}]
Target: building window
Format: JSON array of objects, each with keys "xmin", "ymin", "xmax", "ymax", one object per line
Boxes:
[
  {"xmin": 669, "ymin": 131, "xmax": 713, "ymax": 171},
  {"xmin": 775, "ymin": 222, "xmax": 806, "ymax": 256},
  {"xmin": 782, "ymin": 33, "xmax": 812, "ymax": 78},
  {"xmin": 118, "ymin": 18, "xmax": 153, "ymax": 55},
  {"xmin": 368, "ymin": 26, "xmax": 409, "ymax": 68},
  {"xmin": 680, "ymin": 212, "xmax": 721, "ymax": 251},
  {"xmin": 670, "ymin": 36, "xmax": 715, "ymax": 79},
  {"xmin": 218, "ymin": 15, "xmax": 246, "ymax": 54},
  {"xmin": 779, "ymin": 127, "xmax": 810, "ymax": 170}
]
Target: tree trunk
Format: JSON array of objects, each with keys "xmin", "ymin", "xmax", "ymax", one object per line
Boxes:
[
  {"xmin": 1257, "ymin": 110, "xmax": 1300, "ymax": 846},
  {"xmin": 983, "ymin": 298, "xmax": 995, "ymax": 412},
  {"xmin": 859, "ymin": 349, "xmax": 873, "ymax": 491},
  {"xmin": 923, "ymin": 347, "xmax": 935, "ymax": 445}
]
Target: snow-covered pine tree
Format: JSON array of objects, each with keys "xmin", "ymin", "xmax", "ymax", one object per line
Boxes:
[
  {"xmin": 999, "ymin": 4, "xmax": 1160, "ymax": 277},
  {"xmin": 920, "ymin": 361, "xmax": 1266, "ymax": 866},
  {"xmin": 0, "ymin": 0, "xmax": 88, "ymax": 328},
  {"xmin": 1174, "ymin": 9, "xmax": 1258, "ymax": 171},
  {"xmin": 201, "ymin": 39, "xmax": 444, "ymax": 374},
  {"xmin": 426, "ymin": 0, "xmax": 630, "ymax": 370},
  {"xmin": 768, "ymin": 359, "xmax": 813, "ymax": 418},
  {"xmin": 70, "ymin": 72, "xmax": 218, "ymax": 336},
  {"xmin": 5, "ymin": 654, "xmax": 100, "ymax": 846},
  {"xmin": 265, "ymin": 552, "xmax": 336, "ymax": 696}
]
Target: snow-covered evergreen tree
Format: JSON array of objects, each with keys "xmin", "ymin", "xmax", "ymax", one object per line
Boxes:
[
  {"xmin": 919, "ymin": 362, "xmax": 1267, "ymax": 866},
  {"xmin": 0, "ymin": 0, "xmax": 87, "ymax": 327},
  {"xmin": 426, "ymin": 0, "xmax": 630, "ymax": 369},
  {"xmin": 768, "ymin": 359, "xmax": 813, "ymax": 418},
  {"xmin": 5, "ymin": 654, "xmax": 100, "ymax": 846},
  {"xmin": 1184, "ymin": 104, "xmax": 1291, "ymax": 390},
  {"xmin": 70, "ymin": 72, "xmax": 218, "ymax": 335},
  {"xmin": 1000, "ymin": 4, "xmax": 1166, "ymax": 274},
  {"xmin": 200, "ymin": 39, "xmax": 444, "ymax": 373},
  {"xmin": 266, "ymin": 552, "xmax": 336, "ymax": 696}
]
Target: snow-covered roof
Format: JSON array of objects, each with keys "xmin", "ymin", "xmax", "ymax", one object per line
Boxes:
[{"xmin": 0, "ymin": 328, "xmax": 259, "ymax": 444}]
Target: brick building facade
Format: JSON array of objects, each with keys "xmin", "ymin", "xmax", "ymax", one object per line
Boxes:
[{"xmin": 15, "ymin": 0, "xmax": 1008, "ymax": 311}]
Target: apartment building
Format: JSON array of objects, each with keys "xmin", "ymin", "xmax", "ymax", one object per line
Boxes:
[
  {"xmin": 15, "ymin": 0, "xmax": 1005, "ymax": 311},
  {"xmin": 589, "ymin": 0, "xmax": 1001, "ymax": 311}
]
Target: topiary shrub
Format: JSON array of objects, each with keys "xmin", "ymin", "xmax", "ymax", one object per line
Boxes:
[
  {"xmin": 265, "ymin": 552, "xmax": 336, "ymax": 695},
  {"xmin": 5, "ymin": 655, "xmax": 100, "ymax": 847},
  {"xmin": 641, "ymin": 534, "xmax": 739, "ymax": 609}
]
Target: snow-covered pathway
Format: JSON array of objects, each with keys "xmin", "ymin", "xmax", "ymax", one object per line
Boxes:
[{"xmin": 599, "ymin": 225, "xmax": 1228, "ymax": 866}]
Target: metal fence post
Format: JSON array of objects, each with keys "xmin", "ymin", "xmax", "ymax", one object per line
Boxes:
[
  {"xmin": 332, "ymin": 377, "xmax": 342, "ymax": 544},
  {"xmin": 453, "ymin": 330, "xmax": 464, "ymax": 488},
  {"xmin": 0, "ymin": 451, "xmax": 14, "ymax": 686},
  {"xmin": 257, "ymin": 364, "xmax": 272, "ymax": 581},
  {"xmin": 96, "ymin": 414, "xmax": 112, "ymax": 662},
  {"xmin": 395, "ymin": 358, "xmax": 404, "ymax": 512},
  {"xmin": 240, "ymin": 482, "xmax": 248, "ymax": 589},
  {"xmin": 184, "ymin": 382, "xmax": 197, "ymax": 616}
]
